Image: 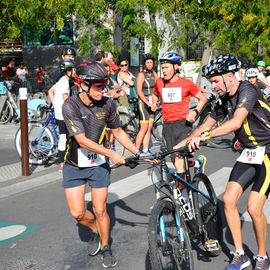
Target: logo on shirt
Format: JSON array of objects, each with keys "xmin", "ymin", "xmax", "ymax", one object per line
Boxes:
[
  {"xmin": 82, "ymin": 115, "xmax": 87, "ymax": 119},
  {"xmin": 96, "ymin": 112, "xmax": 106, "ymax": 119}
]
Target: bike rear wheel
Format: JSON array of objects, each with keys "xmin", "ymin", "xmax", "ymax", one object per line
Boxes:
[
  {"xmin": 192, "ymin": 173, "xmax": 222, "ymax": 257},
  {"xmin": 15, "ymin": 122, "xmax": 56, "ymax": 164},
  {"xmin": 151, "ymin": 111, "xmax": 163, "ymax": 142},
  {"xmin": 148, "ymin": 199, "xmax": 194, "ymax": 270},
  {"xmin": 0, "ymin": 100, "xmax": 13, "ymax": 124},
  {"xmin": 118, "ymin": 112, "xmax": 138, "ymax": 156}
]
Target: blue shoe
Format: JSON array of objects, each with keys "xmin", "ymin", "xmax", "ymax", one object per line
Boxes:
[
  {"xmin": 143, "ymin": 150, "xmax": 154, "ymax": 156},
  {"xmin": 111, "ymin": 147, "xmax": 116, "ymax": 152},
  {"xmin": 253, "ymin": 253, "xmax": 270, "ymax": 270},
  {"xmin": 225, "ymin": 251, "xmax": 251, "ymax": 270},
  {"xmin": 194, "ymin": 155, "xmax": 207, "ymax": 174}
]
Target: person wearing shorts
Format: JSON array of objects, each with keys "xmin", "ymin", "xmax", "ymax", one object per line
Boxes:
[
  {"xmin": 152, "ymin": 52, "xmax": 207, "ymax": 177},
  {"xmin": 62, "ymin": 62, "xmax": 143, "ymax": 268},
  {"xmin": 135, "ymin": 53, "xmax": 159, "ymax": 155},
  {"xmin": 175, "ymin": 54, "xmax": 270, "ymax": 270}
]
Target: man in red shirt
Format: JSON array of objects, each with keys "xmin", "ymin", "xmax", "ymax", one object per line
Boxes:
[
  {"xmin": 4, "ymin": 58, "xmax": 18, "ymax": 80},
  {"xmin": 152, "ymin": 52, "xmax": 207, "ymax": 177},
  {"xmin": 35, "ymin": 65, "xmax": 45, "ymax": 91}
]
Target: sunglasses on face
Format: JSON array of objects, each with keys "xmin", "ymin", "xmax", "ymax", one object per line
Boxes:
[
  {"xmin": 120, "ymin": 64, "xmax": 128, "ymax": 67},
  {"xmin": 92, "ymin": 83, "xmax": 106, "ymax": 90}
]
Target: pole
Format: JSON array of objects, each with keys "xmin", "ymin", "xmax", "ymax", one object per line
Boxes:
[{"xmin": 19, "ymin": 87, "xmax": 29, "ymax": 176}]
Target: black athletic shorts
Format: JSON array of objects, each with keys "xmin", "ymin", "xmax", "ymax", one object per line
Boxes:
[
  {"xmin": 163, "ymin": 119, "xmax": 192, "ymax": 162},
  {"xmin": 229, "ymin": 153, "xmax": 270, "ymax": 197},
  {"xmin": 138, "ymin": 99, "xmax": 155, "ymax": 123}
]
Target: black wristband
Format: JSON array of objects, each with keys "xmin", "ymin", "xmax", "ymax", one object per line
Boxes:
[
  {"xmin": 135, "ymin": 150, "xmax": 142, "ymax": 158},
  {"xmin": 194, "ymin": 109, "xmax": 199, "ymax": 115}
]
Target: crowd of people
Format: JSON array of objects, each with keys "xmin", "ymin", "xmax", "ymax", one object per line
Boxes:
[{"xmin": 2, "ymin": 47, "xmax": 270, "ymax": 269}]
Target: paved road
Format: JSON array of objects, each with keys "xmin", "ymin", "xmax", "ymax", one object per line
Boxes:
[{"xmin": 0, "ymin": 144, "xmax": 269, "ymax": 270}]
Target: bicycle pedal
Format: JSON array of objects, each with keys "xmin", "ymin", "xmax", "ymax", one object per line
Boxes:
[{"xmin": 204, "ymin": 239, "xmax": 220, "ymax": 252}]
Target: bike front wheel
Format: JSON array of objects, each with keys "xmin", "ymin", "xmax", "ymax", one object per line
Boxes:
[
  {"xmin": 15, "ymin": 122, "xmax": 56, "ymax": 164},
  {"xmin": 0, "ymin": 100, "xmax": 13, "ymax": 124},
  {"xmin": 148, "ymin": 199, "xmax": 194, "ymax": 270},
  {"xmin": 192, "ymin": 173, "xmax": 222, "ymax": 257}
]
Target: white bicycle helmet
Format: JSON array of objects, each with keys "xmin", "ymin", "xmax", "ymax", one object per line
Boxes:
[{"xmin": 246, "ymin": 68, "xmax": 259, "ymax": 77}]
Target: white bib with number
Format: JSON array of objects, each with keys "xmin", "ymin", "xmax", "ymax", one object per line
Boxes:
[
  {"xmin": 162, "ymin": 87, "xmax": 182, "ymax": 103},
  {"xmin": 237, "ymin": 146, "xmax": 265, "ymax": 165},
  {"xmin": 77, "ymin": 148, "xmax": 106, "ymax": 168},
  {"xmin": 148, "ymin": 95, "xmax": 153, "ymax": 104}
]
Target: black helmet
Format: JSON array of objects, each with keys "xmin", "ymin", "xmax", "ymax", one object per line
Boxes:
[
  {"xmin": 60, "ymin": 59, "xmax": 76, "ymax": 74},
  {"xmin": 76, "ymin": 62, "xmax": 108, "ymax": 85},
  {"xmin": 205, "ymin": 54, "xmax": 241, "ymax": 77},
  {"xmin": 144, "ymin": 53, "xmax": 155, "ymax": 63},
  {"xmin": 62, "ymin": 46, "xmax": 76, "ymax": 57},
  {"xmin": 159, "ymin": 52, "xmax": 182, "ymax": 65}
]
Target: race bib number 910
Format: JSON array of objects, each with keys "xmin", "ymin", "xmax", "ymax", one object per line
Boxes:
[
  {"xmin": 162, "ymin": 87, "xmax": 182, "ymax": 103},
  {"xmin": 237, "ymin": 146, "xmax": 265, "ymax": 165},
  {"xmin": 77, "ymin": 148, "xmax": 106, "ymax": 168}
]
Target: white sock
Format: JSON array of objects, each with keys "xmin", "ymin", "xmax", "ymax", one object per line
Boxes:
[
  {"xmin": 235, "ymin": 249, "xmax": 244, "ymax": 255},
  {"xmin": 194, "ymin": 160, "xmax": 200, "ymax": 168},
  {"xmin": 143, "ymin": 149, "xmax": 148, "ymax": 153},
  {"xmin": 256, "ymin": 255, "xmax": 268, "ymax": 260}
]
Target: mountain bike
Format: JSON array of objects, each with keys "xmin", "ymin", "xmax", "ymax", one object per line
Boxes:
[
  {"xmin": 14, "ymin": 107, "xmax": 59, "ymax": 164},
  {"xmin": 118, "ymin": 97, "xmax": 163, "ymax": 155},
  {"xmin": 123, "ymin": 146, "xmax": 222, "ymax": 270},
  {"xmin": 191, "ymin": 94, "xmax": 232, "ymax": 149}
]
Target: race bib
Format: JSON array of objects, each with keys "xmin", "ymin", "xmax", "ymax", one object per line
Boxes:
[
  {"xmin": 148, "ymin": 95, "xmax": 153, "ymax": 104},
  {"xmin": 162, "ymin": 87, "xmax": 182, "ymax": 103},
  {"xmin": 237, "ymin": 146, "xmax": 265, "ymax": 165},
  {"xmin": 77, "ymin": 148, "xmax": 106, "ymax": 168}
]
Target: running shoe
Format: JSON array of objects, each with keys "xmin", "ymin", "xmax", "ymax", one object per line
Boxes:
[
  {"xmin": 194, "ymin": 155, "xmax": 207, "ymax": 174},
  {"xmin": 87, "ymin": 232, "xmax": 101, "ymax": 256},
  {"xmin": 101, "ymin": 245, "xmax": 117, "ymax": 268},
  {"xmin": 225, "ymin": 251, "xmax": 251, "ymax": 270},
  {"xmin": 254, "ymin": 254, "xmax": 270, "ymax": 270},
  {"xmin": 143, "ymin": 150, "xmax": 154, "ymax": 156}
]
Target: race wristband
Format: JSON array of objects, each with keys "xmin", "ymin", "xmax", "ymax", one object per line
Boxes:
[
  {"xmin": 203, "ymin": 130, "xmax": 211, "ymax": 141},
  {"xmin": 194, "ymin": 109, "xmax": 199, "ymax": 115},
  {"xmin": 135, "ymin": 150, "xmax": 142, "ymax": 158}
]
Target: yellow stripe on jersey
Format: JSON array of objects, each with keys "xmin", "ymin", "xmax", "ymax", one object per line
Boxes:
[
  {"xmin": 260, "ymin": 154, "xmax": 270, "ymax": 195},
  {"xmin": 144, "ymin": 78, "xmax": 151, "ymax": 96},
  {"xmin": 98, "ymin": 124, "xmax": 107, "ymax": 145},
  {"xmin": 243, "ymin": 118, "xmax": 258, "ymax": 146},
  {"xmin": 258, "ymin": 100, "xmax": 270, "ymax": 112},
  {"xmin": 139, "ymin": 100, "xmax": 146, "ymax": 121}
]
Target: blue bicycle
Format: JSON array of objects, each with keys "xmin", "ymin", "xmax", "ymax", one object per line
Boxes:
[{"xmin": 15, "ymin": 107, "xmax": 59, "ymax": 164}]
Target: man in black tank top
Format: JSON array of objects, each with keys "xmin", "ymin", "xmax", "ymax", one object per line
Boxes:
[
  {"xmin": 135, "ymin": 53, "xmax": 159, "ymax": 155},
  {"xmin": 175, "ymin": 54, "xmax": 270, "ymax": 270}
]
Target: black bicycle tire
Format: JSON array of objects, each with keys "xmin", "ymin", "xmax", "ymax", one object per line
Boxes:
[
  {"xmin": 0, "ymin": 100, "xmax": 13, "ymax": 124},
  {"xmin": 119, "ymin": 112, "xmax": 138, "ymax": 156},
  {"xmin": 148, "ymin": 199, "xmax": 194, "ymax": 270},
  {"xmin": 14, "ymin": 122, "xmax": 55, "ymax": 165},
  {"xmin": 192, "ymin": 173, "xmax": 222, "ymax": 257},
  {"xmin": 152, "ymin": 111, "xmax": 164, "ymax": 142}
]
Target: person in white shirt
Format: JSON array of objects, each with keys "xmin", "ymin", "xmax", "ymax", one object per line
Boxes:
[
  {"xmin": 48, "ymin": 59, "xmax": 76, "ymax": 172},
  {"xmin": 16, "ymin": 62, "xmax": 29, "ymax": 85},
  {"xmin": 257, "ymin": 60, "xmax": 270, "ymax": 88}
]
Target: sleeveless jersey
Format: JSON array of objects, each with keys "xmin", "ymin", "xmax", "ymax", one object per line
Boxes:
[{"xmin": 142, "ymin": 71, "xmax": 156, "ymax": 97}]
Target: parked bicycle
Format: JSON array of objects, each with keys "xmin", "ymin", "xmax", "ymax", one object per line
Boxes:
[
  {"xmin": 122, "ymin": 146, "xmax": 222, "ymax": 270},
  {"xmin": 15, "ymin": 107, "xmax": 59, "ymax": 165},
  {"xmin": 118, "ymin": 97, "xmax": 163, "ymax": 155},
  {"xmin": 191, "ymin": 94, "xmax": 231, "ymax": 149}
]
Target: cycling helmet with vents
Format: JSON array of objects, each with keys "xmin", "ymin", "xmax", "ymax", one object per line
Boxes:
[
  {"xmin": 246, "ymin": 68, "xmax": 259, "ymax": 77},
  {"xmin": 60, "ymin": 59, "xmax": 76, "ymax": 75},
  {"xmin": 76, "ymin": 62, "xmax": 108, "ymax": 85},
  {"xmin": 159, "ymin": 52, "xmax": 182, "ymax": 65},
  {"xmin": 204, "ymin": 54, "xmax": 241, "ymax": 77}
]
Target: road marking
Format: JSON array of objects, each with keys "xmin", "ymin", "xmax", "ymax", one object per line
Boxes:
[
  {"xmin": 0, "ymin": 171, "xmax": 61, "ymax": 200},
  {"xmin": 0, "ymin": 222, "xmax": 39, "ymax": 246}
]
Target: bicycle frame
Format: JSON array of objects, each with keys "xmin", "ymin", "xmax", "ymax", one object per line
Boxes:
[{"xmin": 33, "ymin": 113, "xmax": 58, "ymax": 150}]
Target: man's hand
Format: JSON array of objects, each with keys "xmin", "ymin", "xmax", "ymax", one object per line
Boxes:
[
  {"xmin": 186, "ymin": 111, "xmax": 197, "ymax": 123},
  {"xmin": 110, "ymin": 150, "xmax": 125, "ymax": 165},
  {"xmin": 188, "ymin": 134, "xmax": 206, "ymax": 152},
  {"xmin": 139, "ymin": 152, "xmax": 158, "ymax": 164}
]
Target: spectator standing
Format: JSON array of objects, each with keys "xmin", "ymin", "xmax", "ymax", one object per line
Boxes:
[
  {"xmin": 4, "ymin": 58, "xmax": 18, "ymax": 81},
  {"xmin": 257, "ymin": 60, "xmax": 270, "ymax": 88},
  {"xmin": 35, "ymin": 65, "xmax": 45, "ymax": 91},
  {"xmin": 17, "ymin": 62, "xmax": 29, "ymax": 86}
]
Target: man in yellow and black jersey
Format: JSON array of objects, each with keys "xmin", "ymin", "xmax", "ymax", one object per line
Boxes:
[
  {"xmin": 175, "ymin": 54, "xmax": 270, "ymax": 270},
  {"xmin": 135, "ymin": 53, "xmax": 159, "ymax": 155},
  {"xmin": 62, "ymin": 62, "xmax": 147, "ymax": 268}
]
